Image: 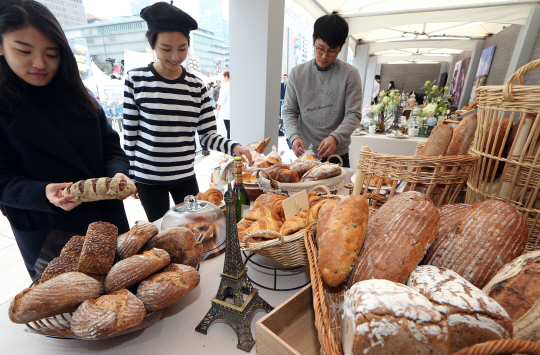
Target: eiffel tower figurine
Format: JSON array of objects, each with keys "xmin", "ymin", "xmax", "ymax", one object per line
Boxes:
[{"xmin": 195, "ymin": 182, "xmax": 273, "ymax": 352}]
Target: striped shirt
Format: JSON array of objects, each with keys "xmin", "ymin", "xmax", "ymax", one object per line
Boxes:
[{"xmin": 123, "ymin": 63, "xmax": 238, "ymax": 185}]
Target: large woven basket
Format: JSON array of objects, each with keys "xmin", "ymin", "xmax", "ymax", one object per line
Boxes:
[
  {"xmin": 354, "ymin": 146, "xmax": 479, "ymax": 212},
  {"xmin": 465, "ymin": 59, "xmax": 540, "ymax": 252},
  {"xmin": 305, "ymin": 226, "xmax": 540, "ymax": 355}
]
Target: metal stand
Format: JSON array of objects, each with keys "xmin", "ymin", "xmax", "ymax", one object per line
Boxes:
[
  {"xmin": 195, "ymin": 186, "xmax": 273, "ymax": 352},
  {"xmin": 242, "ymin": 251, "xmax": 309, "ymax": 291}
]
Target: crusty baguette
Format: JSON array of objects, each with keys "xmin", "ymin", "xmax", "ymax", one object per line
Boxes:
[
  {"xmin": 71, "ymin": 289, "xmax": 145, "ymax": 339},
  {"xmin": 104, "ymin": 248, "xmax": 171, "ymax": 293},
  {"xmin": 419, "ymin": 124, "xmax": 453, "ymax": 156},
  {"xmin": 422, "ymin": 200, "xmax": 528, "ymax": 288},
  {"xmin": 116, "ymin": 221, "xmax": 158, "ymax": 259},
  {"xmin": 144, "ymin": 227, "xmax": 202, "ymax": 268},
  {"xmin": 350, "ymin": 191, "xmax": 440, "ymax": 285},
  {"xmin": 78, "ymin": 222, "xmax": 118, "ymax": 275},
  {"xmin": 316, "ymin": 199, "xmax": 339, "ymax": 247},
  {"xmin": 9, "ymin": 272, "xmax": 104, "ymax": 324},
  {"xmin": 136, "ymin": 263, "xmax": 200, "ymax": 312},
  {"xmin": 319, "ymin": 195, "xmax": 369, "ymax": 286},
  {"xmin": 62, "ymin": 177, "xmax": 136, "ymax": 202}
]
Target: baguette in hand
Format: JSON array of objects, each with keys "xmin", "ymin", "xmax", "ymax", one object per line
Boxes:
[{"xmin": 62, "ymin": 177, "xmax": 136, "ymax": 202}]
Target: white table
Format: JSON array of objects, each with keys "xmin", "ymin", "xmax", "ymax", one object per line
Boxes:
[
  {"xmin": 348, "ymin": 134, "xmax": 428, "ymax": 170},
  {"xmin": 1, "ymin": 247, "xmax": 309, "ymax": 354}
]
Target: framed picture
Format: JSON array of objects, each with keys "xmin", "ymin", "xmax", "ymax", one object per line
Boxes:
[{"xmin": 469, "ymin": 45, "xmax": 496, "ymax": 103}]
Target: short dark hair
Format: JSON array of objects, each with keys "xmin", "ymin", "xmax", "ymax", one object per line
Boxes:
[
  {"xmin": 313, "ymin": 14, "xmax": 348, "ymax": 48},
  {"xmin": 375, "ymin": 75, "xmax": 380, "ymax": 80},
  {"xmin": 0, "ymin": 0, "xmax": 98, "ymax": 117},
  {"xmin": 283, "ymin": 74, "xmax": 287, "ymax": 77},
  {"xmin": 145, "ymin": 28, "xmax": 190, "ymax": 49}
]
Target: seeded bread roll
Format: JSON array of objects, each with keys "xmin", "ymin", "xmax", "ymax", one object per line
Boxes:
[
  {"xmin": 104, "ymin": 248, "xmax": 171, "ymax": 293},
  {"xmin": 144, "ymin": 227, "xmax": 202, "ymax": 268},
  {"xmin": 136, "ymin": 263, "xmax": 200, "ymax": 312},
  {"xmin": 40, "ymin": 255, "xmax": 79, "ymax": 283},
  {"xmin": 60, "ymin": 235, "xmax": 85, "ymax": 258},
  {"xmin": 8, "ymin": 272, "xmax": 104, "ymax": 324},
  {"xmin": 71, "ymin": 289, "xmax": 145, "ymax": 339},
  {"xmin": 116, "ymin": 221, "xmax": 159, "ymax": 259},
  {"xmin": 62, "ymin": 177, "xmax": 136, "ymax": 202},
  {"xmin": 341, "ymin": 279, "xmax": 450, "ymax": 355},
  {"xmin": 408, "ymin": 265, "xmax": 512, "ymax": 353},
  {"xmin": 78, "ymin": 222, "xmax": 118, "ymax": 275},
  {"xmin": 421, "ymin": 200, "xmax": 528, "ymax": 288}
]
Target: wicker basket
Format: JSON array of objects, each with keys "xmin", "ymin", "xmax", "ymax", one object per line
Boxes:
[
  {"xmin": 452, "ymin": 339, "xmax": 540, "ymax": 355},
  {"xmin": 354, "ymin": 146, "xmax": 479, "ymax": 212},
  {"xmin": 465, "ymin": 59, "xmax": 540, "ymax": 252}
]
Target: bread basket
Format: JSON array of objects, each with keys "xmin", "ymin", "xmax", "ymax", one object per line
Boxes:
[
  {"xmin": 465, "ymin": 58, "xmax": 540, "ymax": 253},
  {"xmin": 239, "ymin": 185, "xmax": 344, "ymax": 267}
]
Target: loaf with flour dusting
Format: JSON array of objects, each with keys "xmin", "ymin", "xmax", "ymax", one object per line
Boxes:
[
  {"xmin": 116, "ymin": 221, "xmax": 159, "ymax": 259},
  {"xmin": 349, "ymin": 191, "xmax": 440, "ymax": 285},
  {"xmin": 9, "ymin": 272, "xmax": 104, "ymax": 324},
  {"xmin": 71, "ymin": 289, "xmax": 146, "ymax": 339},
  {"xmin": 104, "ymin": 248, "xmax": 170, "ymax": 293},
  {"xmin": 144, "ymin": 227, "xmax": 202, "ymax": 267},
  {"xmin": 408, "ymin": 265, "xmax": 512, "ymax": 353},
  {"xmin": 482, "ymin": 250, "xmax": 540, "ymax": 342},
  {"xmin": 421, "ymin": 200, "xmax": 528, "ymax": 288},
  {"xmin": 341, "ymin": 279, "xmax": 450, "ymax": 355}
]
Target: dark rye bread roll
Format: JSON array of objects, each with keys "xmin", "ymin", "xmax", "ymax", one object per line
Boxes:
[
  {"xmin": 136, "ymin": 263, "xmax": 200, "ymax": 312},
  {"xmin": 9, "ymin": 272, "xmax": 104, "ymax": 324},
  {"xmin": 62, "ymin": 177, "xmax": 137, "ymax": 202},
  {"xmin": 60, "ymin": 235, "xmax": 85, "ymax": 258},
  {"xmin": 408, "ymin": 265, "xmax": 512, "ymax": 353},
  {"xmin": 71, "ymin": 289, "xmax": 146, "ymax": 339},
  {"xmin": 341, "ymin": 279, "xmax": 450, "ymax": 355},
  {"xmin": 104, "ymin": 248, "xmax": 170, "ymax": 293},
  {"xmin": 349, "ymin": 192, "xmax": 440, "ymax": 286},
  {"xmin": 40, "ymin": 255, "xmax": 79, "ymax": 283},
  {"xmin": 144, "ymin": 227, "xmax": 202, "ymax": 268},
  {"xmin": 483, "ymin": 250, "xmax": 540, "ymax": 342},
  {"xmin": 319, "ymin": 195, "xmax": 369, "ymax": 286},
  {"xmin": 78, "ymin": 222, "xmax": 118, "ymax": 275},
  {"xmin": 421, "ymin": 200, "xmax": 528, "ymax": 288},
  {"xmin": 116, "ymin": 221, "xmax": 159, "ymax": 259}
]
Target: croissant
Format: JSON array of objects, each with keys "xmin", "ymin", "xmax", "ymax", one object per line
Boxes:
[
  {"xmin": 62, "ymin": 177, "xmax": 137, "ymax": 202},
  {"xmin": 204, "ymin": 188, "xmax": 223, "ymax": 205},
  {"xmin": 253, "ymin": 193, "xmax": 287, "ymax": 219},
  {"xmin": 244, "ymin": 207, "xmax": 280, "ymax": 222},
  {"xmin": 306, "ymin": 199, "xmax": 329, "ymax": 225},
  {"xmin": 276, "ymin": 169, "xmax": 300, "ymax": 183},
  {"xmin": 195, "ymin": 192, "xmax": 206, "ymax": 201},
  {"xmin": 237, "ymin": 219, "xmax": 253, "ymax": 232},
  {"xmin": 308, "ymin": 190, "xmax": 323, "ymax": 208},
  {"xmin": 242, "ymin": 217, "xmax": 283, "ymax": 242},
  {"xmin": 280, "ymin": 216, "xmax": 307, "ymax": 236}
]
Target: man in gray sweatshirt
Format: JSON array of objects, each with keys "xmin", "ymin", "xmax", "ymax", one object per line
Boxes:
[{"xmin": 282, "ymin": 13, "xmax": 362, "ymax": 168}]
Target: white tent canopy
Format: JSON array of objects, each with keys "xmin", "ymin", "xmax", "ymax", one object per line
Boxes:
[{"xmin": 293, "ymin": 0, "xmax": 539, "ymax": 63}]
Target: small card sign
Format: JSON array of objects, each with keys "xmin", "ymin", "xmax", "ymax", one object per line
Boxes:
[{"xmin": 282, "ymin": 190, "xmax": 309, "ymax": 220}]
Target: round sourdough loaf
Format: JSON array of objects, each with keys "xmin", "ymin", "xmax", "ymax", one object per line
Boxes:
[
  {"xmin": 482, "ymin": 250, "xmax": 540, "ymax": 342},
  {"xmin": 104, "ymin": 248, "xmax": 170, "ymax": 293},
  {"xmin": 144, "ymin": 227, "xmax": 202, "ymax": 268},
  {"xmin": 8, "ymin": 272, "xmax": 104, "ymax": 324},
  {"xmin": 71, "ymin": 289, "xmax": 145, "ymax": 339},
  {"xmin": 136, "ymin": 263, "xmax": 200, "ymax": 312},
  {"xmin": 408, "ymin": 265, "xmax": 512, "ymax": 353},
  {"xmin": 117, "ymin": 221, "xmax": 159, "ymax": 259},
  {"xmin": 341, "ymin": 279, "xmax": 450, "ymax": 355}
]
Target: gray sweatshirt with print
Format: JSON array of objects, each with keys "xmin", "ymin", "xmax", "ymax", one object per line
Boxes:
[{"xmin": 282, "ymin": 59, "xmax": 362, "ymax": 157}]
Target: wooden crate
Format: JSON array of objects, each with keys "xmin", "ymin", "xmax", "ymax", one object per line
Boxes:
[{"xmin": 256, "ymin": 284, "xmax": 319, "ymax": 355}]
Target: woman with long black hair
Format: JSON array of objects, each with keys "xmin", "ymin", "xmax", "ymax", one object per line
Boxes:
[{"xmin": 0, "ymin": 0, "xmax": 131, "ymax": 280}]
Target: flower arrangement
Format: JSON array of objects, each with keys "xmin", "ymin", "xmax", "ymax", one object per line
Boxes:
[
  {"xmin": 422, "ymin": 80, "xmax": 451, "ymax": 123},
  {"xmin": 369, "ymin": 89, "xmax": 403, "ymax": 132}
]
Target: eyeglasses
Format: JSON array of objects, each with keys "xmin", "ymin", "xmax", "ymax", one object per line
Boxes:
[{"xmin": 315, "ymin": 45, "xmax": 339, "ymax": 57}]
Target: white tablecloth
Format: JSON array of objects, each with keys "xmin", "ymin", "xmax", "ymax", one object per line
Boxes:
[{"xmin": 348, "ymin": 134, "xmax": 428, "ymax": 171}]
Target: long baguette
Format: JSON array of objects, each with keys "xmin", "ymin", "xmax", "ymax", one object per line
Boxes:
[{"xmin": 62, "ymin": 177, "xmax": 136, "ymax": 202}]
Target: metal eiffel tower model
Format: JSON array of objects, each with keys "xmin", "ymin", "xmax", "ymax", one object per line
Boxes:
[{"xmin": 195, "ymin": 183, "xmax": 273, "ymax": 352}]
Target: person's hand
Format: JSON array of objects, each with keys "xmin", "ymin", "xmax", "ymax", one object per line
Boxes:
[
  {"xmin": 233, "ymin": 145, "xmax": 253, "ymax": 166},
  {"xmin": 46, "ymin": 182, "xmax": 81, "ymax": 211},
  {"xmin": 318, "ymin": 136, "xmax": 338, "ymax": 160},
  {"xmin": 292, "ymin": 138, "xmax": 306, "ymax": 157},
  {"xmin": 114, "ymin": 172, "xmax": 134, "ymax": 200}
]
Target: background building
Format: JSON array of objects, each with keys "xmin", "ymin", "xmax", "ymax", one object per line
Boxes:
[
  {"xmin": 36, "ymin": 0, "xmax": 87, "ymax": 27},
  {"xmin": 130, "ymin": 0, "xmax": 159, "ymax": 16},
  {"xmin": 199, "ymin": 0, "xmax": 229, "ymax": 46}
]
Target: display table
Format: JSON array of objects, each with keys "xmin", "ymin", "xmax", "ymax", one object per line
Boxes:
[
  {"xmin": 348, "ymin": 134, "xmax": 428, "ymax": 170},
  {"xmin": 1, "ymin": 245, "xmax": 309, "ymax": 354}
]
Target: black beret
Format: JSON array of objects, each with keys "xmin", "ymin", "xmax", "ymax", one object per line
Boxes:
[{"xmin": 140, "ymin": 2, "xmax": 198, "ymax": 33}]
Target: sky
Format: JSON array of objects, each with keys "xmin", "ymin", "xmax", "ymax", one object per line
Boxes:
[{"xmin": 82, "ymin": 0, "xmax": 227, "ymax": 21}]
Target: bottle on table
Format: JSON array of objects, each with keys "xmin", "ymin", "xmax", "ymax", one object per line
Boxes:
[{"xmin": 233, "ymin": 156, "xmax": 250, "ymax": 222}]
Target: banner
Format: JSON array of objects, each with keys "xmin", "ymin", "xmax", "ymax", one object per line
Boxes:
[{"xmin": 68, "ymin": 38, "xmax": 93, "ymax": 80}]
